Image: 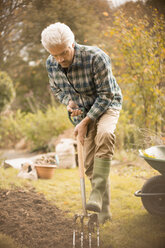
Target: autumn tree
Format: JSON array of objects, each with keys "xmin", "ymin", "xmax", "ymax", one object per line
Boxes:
[{"xmin": 104, "ymin": 8, "xmax": 165, "ymax": 133}]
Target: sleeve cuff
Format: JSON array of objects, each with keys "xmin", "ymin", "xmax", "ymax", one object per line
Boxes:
[{"xmin": 87, "ymin": 112, "xmax": 97, "ymax": 121}]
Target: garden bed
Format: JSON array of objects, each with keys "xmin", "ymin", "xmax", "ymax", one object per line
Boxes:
[{"xmin": 0, "ymin": 188, "xmax": 74, "ymax": 248}]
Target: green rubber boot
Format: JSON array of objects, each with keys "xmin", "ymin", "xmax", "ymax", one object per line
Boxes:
[
  {"xmin": 86, "ymin": 157, "xmax": 111, "ymax": 213},
  {"xmin": 98, "ymin": 179, "xmax": 112, "ymax": 224}
]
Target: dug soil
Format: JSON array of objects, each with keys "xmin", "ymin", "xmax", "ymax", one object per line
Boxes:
[{"xmin": 0, "ymin": 188, "xmax": 97, "ymax": 248}]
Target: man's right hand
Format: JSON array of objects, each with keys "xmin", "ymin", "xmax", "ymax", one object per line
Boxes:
[{"xmin": 67, "ymin": 100, "xmax": 82, "ymax": 117}]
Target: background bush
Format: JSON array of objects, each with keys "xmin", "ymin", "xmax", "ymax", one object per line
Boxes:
[
  {"xmin": 0, "ymin": 71, "xmax": 15, "ymax": 113},
  {"xmin": 0, "ymin": 105, "xmax": 72, "ymax": 151}
]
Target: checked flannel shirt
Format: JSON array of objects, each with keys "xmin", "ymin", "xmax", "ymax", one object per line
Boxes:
[{"xmin": 46, "ymin": 43, "xmax": 122, "ymax": 122}]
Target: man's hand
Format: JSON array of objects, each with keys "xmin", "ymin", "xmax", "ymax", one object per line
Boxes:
[
  {"xmin": 74, "ymin": 122, "xmax": 87, "ymax": 145},
  {"xmin": 67, "ymin": 100, "xmax": 82, "ymax": 117},
  {"xmin": 74, "ymin": 116, "xmax": 92, "ymax": 145}
]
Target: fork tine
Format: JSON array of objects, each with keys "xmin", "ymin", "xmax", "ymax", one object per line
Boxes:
[
  {"xmin": 96, "ymin": 215, "xmax": 100, "ymax": 248},
  {"xmin": 73, "ymin": 214, "xmax": 79, "ymax": 248},
  {"xmin": 73, "ymin": 213, "xmax": 100, "ymax": 248},
  {"xmin": 88, "ymin": 213, "xmax": 100, "ymax": 248},
  {"xmin": 88, "ymin": 216, "xmax": 92, "ymax": 248},
  {"xmin": 80, "ymin": 215, "xmax": 85, "ymax": 248}
]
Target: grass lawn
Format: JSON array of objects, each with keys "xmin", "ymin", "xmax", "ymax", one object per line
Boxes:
[{"xmin": 0, "ymin": 153, "xmax": 165, "ymax": 248}]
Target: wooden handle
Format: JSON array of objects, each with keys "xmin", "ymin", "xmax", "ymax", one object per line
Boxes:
[{"xmin": 77, "ymin": 137, "xmax": 85, "ymax": 179}]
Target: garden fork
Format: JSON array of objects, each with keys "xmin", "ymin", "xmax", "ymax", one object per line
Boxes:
[{"xmin": 72, "ymin": 136, "xmax": 100, "ymax": 248}]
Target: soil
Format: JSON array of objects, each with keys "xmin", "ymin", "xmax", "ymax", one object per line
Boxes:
[
  {"xmin": 0, "ymin": 128, "xmax": 102, "ymax": 248},
  {"xmin": 0, "ymin": 188, "xmax": 97, "ymax": 248}
]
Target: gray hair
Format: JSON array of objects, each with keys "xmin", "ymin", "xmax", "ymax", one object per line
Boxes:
[{"xmin": 41, "ymin": 22, "xmax": 75, "ymax": 52}]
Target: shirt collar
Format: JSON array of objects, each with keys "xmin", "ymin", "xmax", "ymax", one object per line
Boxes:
[{"xmin": 71, "ymin": 43, "xmax": 82, "ymax": 67}]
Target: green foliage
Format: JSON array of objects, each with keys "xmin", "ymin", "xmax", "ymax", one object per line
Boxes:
[
  {"xmin": 13, "ymin": 63, "xmax": 50, "ymax": 112},
  {"xmin": 0, "ymin": 105, "xmax": 72, "ymax": 150},
  {"xmin": 115, "ymin": 110, "xmax": 138, "ymax": 150},
  {"xmin": 0, "ymin": 110, "xmax": 23, "ymax": 148},
  {"xmin": 20, "ymin": 105, "xmax": 72, "ymax": 151},
  {"xmin": 116, "ymin": 110, "xmax": 165, "ymax": 151},
  {"xmin": 0, "ymin": 71, "xmax": 15, "ymax": 113},
  {"xmin": 102, "ymin": 7, "xmax": 165, "ymax": 149},
  {"xmin": 110, "ymin": 9, "xmax": 165, "ymax": 131}
]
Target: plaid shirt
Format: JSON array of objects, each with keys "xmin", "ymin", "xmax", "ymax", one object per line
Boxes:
[{"xmin": 46, "ymin": 43, "xmax": 122, "ymax": 122}]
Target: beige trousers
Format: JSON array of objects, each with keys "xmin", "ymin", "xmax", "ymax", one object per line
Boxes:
[{"xmin": 84, "ymin": 108, "xmax": 120, "ymax": 179}]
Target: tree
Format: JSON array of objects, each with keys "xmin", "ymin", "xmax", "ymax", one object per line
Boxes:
[
  {"xmin": 0, "ymin": 0, "xmax": 31, "ymax": 67},
  {"xmin": 1, "ymin": 0, "xmax": 111, "ymax": 111},
  {"xmin": 104, "ymin": 8, "xmax": 165, "ymax": 132},
  {"xmin": 1, "ymin": 0, "xmax": 109, "ymax": 67}
]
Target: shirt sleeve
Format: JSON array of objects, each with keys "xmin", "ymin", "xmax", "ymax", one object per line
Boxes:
[
  {"xmin": 46, "ymin": 59, "xmax": 70, "ymax": 106},
  {"xmin": 87, "ymin": 53, "xmax": 116, "ymax": 120}
]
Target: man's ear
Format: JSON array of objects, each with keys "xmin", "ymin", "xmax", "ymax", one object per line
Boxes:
[{"xmin": 72, "ymin": 43, "xmax": 75, "ymax": 48}]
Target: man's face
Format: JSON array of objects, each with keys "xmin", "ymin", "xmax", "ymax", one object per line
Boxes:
[{"xmin": 48, "ymin": 43, "xmax": 75, "ymax": 68}]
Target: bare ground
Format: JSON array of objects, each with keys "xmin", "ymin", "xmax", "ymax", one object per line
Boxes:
[{"xmin": 0, "ymin": 188, "xmax": 100, "ymax": 248}]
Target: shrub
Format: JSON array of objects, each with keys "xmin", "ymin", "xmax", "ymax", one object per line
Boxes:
[
  {"xmin": 115, "ymin": 109, "xmax": 137, "ymax": 150},
  {"xmin": 0, "ymin": 110, "xmax": 24, "ymax": 148},
  {"xmin": 0, "ymin": 105, "xmax": 72, "ymax": 150},
  {"xmin": 20, "ymin": 105, "xmax": 72, "ymax": 151},
  {"xmin": 0, "ymin": 71, "xmax": 15, "ymax": 113}
]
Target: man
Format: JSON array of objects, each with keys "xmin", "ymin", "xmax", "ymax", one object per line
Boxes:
[{"xmin": 41, "ymin": 22, "xmax": 122, "ymax": 224}]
